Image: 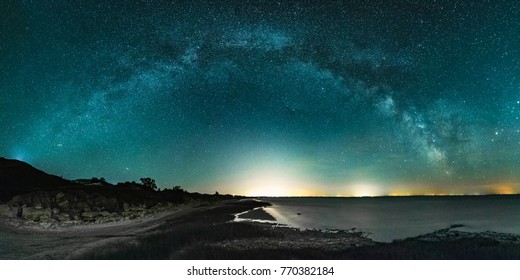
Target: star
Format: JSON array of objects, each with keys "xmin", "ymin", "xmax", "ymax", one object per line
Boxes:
[{"xmin": 1, "ymin": 1, "xmax": 519, "ymax": 195}]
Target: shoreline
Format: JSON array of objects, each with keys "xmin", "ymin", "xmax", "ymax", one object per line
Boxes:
[
  {"xmin": 3, "ymin": 198, "xmax": 520, "ymax": 259},
  {"xmin": 234, "ymin": 207, "xmax": 277, "ymax": 223}
]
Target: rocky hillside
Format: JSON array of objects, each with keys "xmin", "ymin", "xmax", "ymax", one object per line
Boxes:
[
  {"xmin": 2, "ymin": 187, "xmax": 217, "ymax": 228},
  {"xmin": 0, "ymin": 157, "xmax": 76, "ymax": 202},
  {"xmin": 0, "ymin": 157, "xmax": 241, "ymax": 228}
]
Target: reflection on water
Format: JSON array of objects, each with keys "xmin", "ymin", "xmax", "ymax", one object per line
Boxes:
[{"xmin": 263, "ymin": 196, "xmax": 520, "ymax": 242}]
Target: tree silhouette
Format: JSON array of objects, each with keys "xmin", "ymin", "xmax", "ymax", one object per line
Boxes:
[{"xmin": 140, "ymin": 177, "xmax": 157, "ymax": 191}]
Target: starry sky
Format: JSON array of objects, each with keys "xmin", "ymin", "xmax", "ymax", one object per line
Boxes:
[{"xmin": 1, "ymin": 0, "xmax": 520, "ymax": 196}]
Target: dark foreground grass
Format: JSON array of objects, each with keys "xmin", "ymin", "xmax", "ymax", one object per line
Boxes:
[
  {"xmin": 82, "ymin": 222, "xmax": 274, "ymax": 259},
  {"xmin": 339, "ymin": 238, "xmax": 520, "ymax": 260},
  {"xmin": 79, "ymin": 200, "xmax": 276, "ymax": 259},
  {"xmin": 164, "ymin": 238, "xmax": 520, "ymax": 260},
  {"xmin": 83, "ymin": 224, "xmax": 520, "ymax": 259}
]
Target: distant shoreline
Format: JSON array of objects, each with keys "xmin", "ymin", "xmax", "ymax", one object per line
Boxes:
[{"xmin": 251, "ymin": 194, "xmax": 520, "ymax": 198}]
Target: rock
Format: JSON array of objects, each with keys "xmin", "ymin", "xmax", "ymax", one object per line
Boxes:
[
  {"xmin": 0, "ymin": 204, "xmax": 10, "ymax": 218},
  {"xmin": 16, "ymin": 206, "xmax": 23, "ymax": 218},
  {"xmin": 8, "ymin": 195, "xmax": 23, "ymax": 207},
  {"xmin": 81, "ymin": 211, "xmax": 120, "ymax": 223},
  {"xmin": 55, "ymin": 192, "xmax": 69, "ymax": 209},
  {"xmin": 81, "ymin": 211, "xmax": 97, "ymax": 219},
  {"xmin": 24, "ymin": 208, "xmax": 52, "ymax": 222},
  {"xmin": 98, "ymin": 211, "xmax": 110, "ymax": 217},
  {"xmin": 60, "ymin": 220, "xmax": 80, "ymax": 227},
  {"xmin": 30, "ymin": 193, "xmax": 53, "ymax": 209},
  {"xmin": 39, "ymin": 221, "xmax": 54, "ymax": 229},
  {"xmin": 67, "ymin": 208, "xmax": 80, "ymax": 220},
  {"xmin": 91, "ymin": 194, "xmax": 119, "ymax": 212},
  {"xmin": 53, "ymin": 213, "xmax": 70, "ymax": 222},
  {"xmin": 75, "ymin": 201, "xmax": 90, "ymax": 212},
  {"xmin": 38, "ymin": 215, "xmax": 51, "ymax": 223}
]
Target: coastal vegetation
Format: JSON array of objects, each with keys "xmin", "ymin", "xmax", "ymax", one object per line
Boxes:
[{"xmin": 0, "ymin": 157, "xmax": 240, "ymax": 228}]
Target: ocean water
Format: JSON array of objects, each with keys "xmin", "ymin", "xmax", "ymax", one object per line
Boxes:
[{"xmin": 262, "ymin": 196, "xmax": 520, "ymax": 242}]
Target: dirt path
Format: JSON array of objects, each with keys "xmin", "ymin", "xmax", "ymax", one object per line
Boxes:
[{"xmin": 0, "ymin": 202, "xmax": 230, "ymax": 259}]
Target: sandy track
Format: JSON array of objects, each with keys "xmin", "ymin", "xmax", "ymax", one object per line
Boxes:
[{"xmin": 0, "ymin": 203, "xmax": 227, "ymax": 259}]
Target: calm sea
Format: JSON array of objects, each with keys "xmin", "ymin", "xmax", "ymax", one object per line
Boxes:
[{"xmin": 262, "ymin": 196, "xmax": 520, "ymax": 242}]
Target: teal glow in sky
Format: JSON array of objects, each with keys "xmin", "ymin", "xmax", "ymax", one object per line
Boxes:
[{"xmin": 1, "ymin": 0, "xmax": 520, "ymax": 196}]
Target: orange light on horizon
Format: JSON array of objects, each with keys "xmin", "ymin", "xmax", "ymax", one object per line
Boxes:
[
  {"xmin": 487, "ymin": 183, "xmax": 518, "ymax": 195},
  {"xmin": 227, "ymin": 174, "xmax": 520, "ymax": 197}
]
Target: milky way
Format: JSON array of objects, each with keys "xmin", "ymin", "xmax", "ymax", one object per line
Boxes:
[{"xmin": 1, "ymin": 1, "xmax": 520, "ymax": 195}]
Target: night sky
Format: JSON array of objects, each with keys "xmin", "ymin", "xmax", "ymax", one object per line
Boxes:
[{"xmin": 1, "ymin": 0, "xmax": 520, "ymax": 196}]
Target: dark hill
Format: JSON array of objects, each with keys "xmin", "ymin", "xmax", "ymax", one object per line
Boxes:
[
  {"xmin": 0, "ymin": 157, "xmax": 75, "ymax": 201},
  {"xmin": 0, "ymin": 157, "xmax": 243, "ymax": 227}
]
